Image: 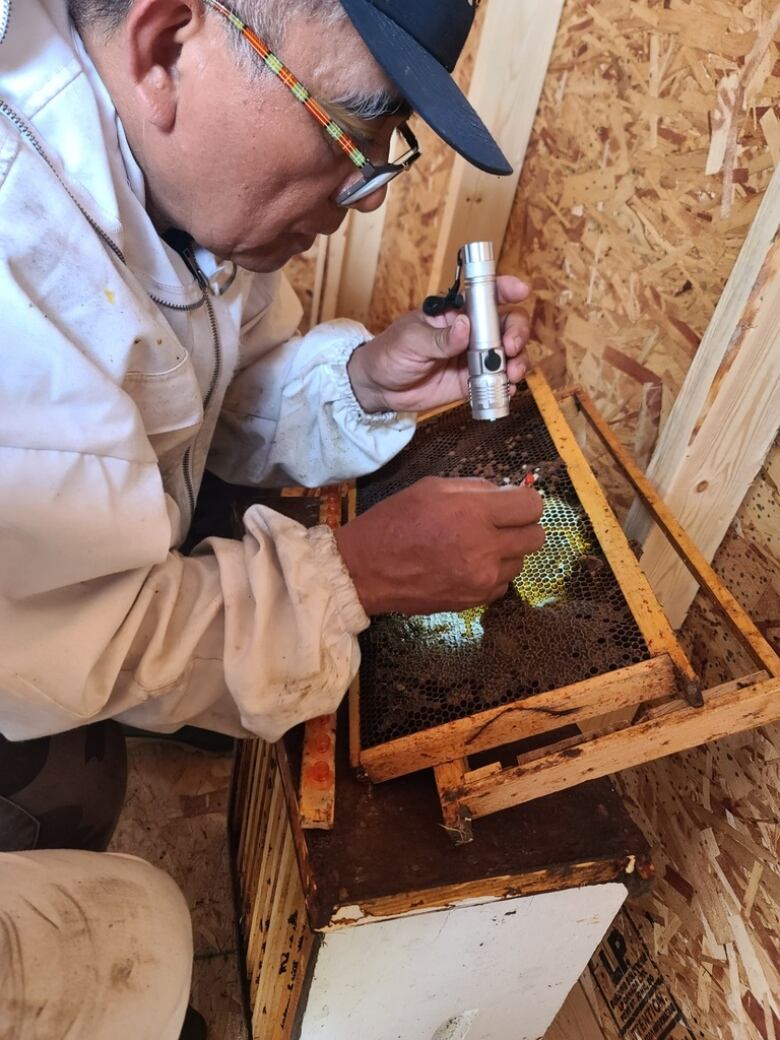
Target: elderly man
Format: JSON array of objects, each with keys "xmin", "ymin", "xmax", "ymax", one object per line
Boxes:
[{"xmin": 0, "ymin": 0, "xmax": 544, "ymax": 1035}]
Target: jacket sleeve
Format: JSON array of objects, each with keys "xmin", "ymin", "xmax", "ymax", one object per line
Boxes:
[
  {"xmin": 0, "ymin": 237, "xmax": 369, "ymax": 742},
  {"xmin": 207, "ymin": 272, "xmax": 417, "ymax": 487},
  {"xmin": 0, "ymin": 442, "xmax": 369, "ymax": 741}
]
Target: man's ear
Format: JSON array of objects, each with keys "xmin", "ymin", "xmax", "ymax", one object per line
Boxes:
[{"xmin": 124, "ymin": 0, "xmax": 204, "ymax": 131}]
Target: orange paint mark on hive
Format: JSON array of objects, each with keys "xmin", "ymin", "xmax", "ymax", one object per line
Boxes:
[
  {"xmin": 311, "ymin": 734, "xmax": 332, "ymax": 754},
  {"xmin": 304, "ymin": 762, "xmax": 333, "ymax": 788}
]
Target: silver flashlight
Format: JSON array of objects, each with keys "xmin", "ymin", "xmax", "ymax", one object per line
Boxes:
[{"xmin": 462, "ymin": 241, "xmax": 510, "ymax": 422}]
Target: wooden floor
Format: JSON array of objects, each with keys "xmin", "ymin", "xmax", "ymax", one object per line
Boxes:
[
  {"xmin": 110, "ymin": 738, "xmax": 247, "ymax": 1039},
  {"xmin": 111, "ymin": 737, "xmax": 607, "ymax": 1040}
]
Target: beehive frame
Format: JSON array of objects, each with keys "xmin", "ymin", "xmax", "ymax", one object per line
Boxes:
[{"xmin": 349, "ymin": 369, "xmax": 780, "ymax": 841}]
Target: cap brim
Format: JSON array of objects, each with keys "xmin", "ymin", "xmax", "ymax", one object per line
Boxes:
[{"xmin": 340, "ymin": 0, "xmax": 513, "ymax": 177}]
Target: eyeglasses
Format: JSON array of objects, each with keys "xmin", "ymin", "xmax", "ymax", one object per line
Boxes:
[{"xmin": 202, "ymin": 0, "xmax": 421, "ymax": 207}]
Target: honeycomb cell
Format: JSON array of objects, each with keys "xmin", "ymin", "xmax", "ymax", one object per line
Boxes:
[{"xmin": 356, "ymin": 387, "xmax": 651, "ymax": 750}]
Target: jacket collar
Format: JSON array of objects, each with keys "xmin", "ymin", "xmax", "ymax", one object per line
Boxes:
[
  {"xmin": 0, "ymin": 0, "xmax": 123, "ymax": 237},
  {"xmin": 0, "ymin": 0, "xmax": 211, "ymax": 302}
]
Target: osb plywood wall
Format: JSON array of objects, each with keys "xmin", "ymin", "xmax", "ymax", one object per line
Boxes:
[
  {"xmin": 584, "ymin": 440, "xmax": 780, "ymax": 1040},
  {"xmin": 499, "ymin": 0, "xmax": 779, "ymax": 514},
  {"xmin": 498, "ymin": 1, "xmax": 780, "ymax": 1036}
]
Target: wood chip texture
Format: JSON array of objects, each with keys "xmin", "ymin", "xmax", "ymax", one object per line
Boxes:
[
  {"xmin": 499, "ymin": 3, "xmax": 780, "ymax": 1037},
  {"xmin": 499, "ymin": 0, "xmax": 779, "ymax": 518},
  {"xmin": 601, "ymin": 443, "xmax": 779, "ymax": 1040}
]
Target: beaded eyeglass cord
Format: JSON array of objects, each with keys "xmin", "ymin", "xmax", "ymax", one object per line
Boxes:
[{"xmin": 202, "ymin": 0, "xmax": 369, "ymax": 169}]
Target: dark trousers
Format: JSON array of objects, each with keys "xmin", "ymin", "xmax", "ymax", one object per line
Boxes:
[{"xmin": 0, "ymin": 721, "xmax": 127, "ymax": 853}]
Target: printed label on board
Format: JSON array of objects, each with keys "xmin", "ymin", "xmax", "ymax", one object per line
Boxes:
[{"xmin": 589, "ymin": 911, "xmax": 695, "ymax": 1040}]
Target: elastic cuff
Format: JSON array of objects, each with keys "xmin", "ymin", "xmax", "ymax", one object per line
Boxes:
[
  {"xmin": 329, "ymin": 332, "xmax": 399, "ymax": 425},
  {"xmin": 307, "ymin": 524, "xmax": 370, "ymax": 634}
]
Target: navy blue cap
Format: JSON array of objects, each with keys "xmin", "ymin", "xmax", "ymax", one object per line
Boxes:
[{"xmin": 339, "ymin": 0, "xmax": 512, "ymax": 177}]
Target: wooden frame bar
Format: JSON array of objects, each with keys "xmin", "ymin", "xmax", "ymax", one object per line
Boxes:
[
  {"xmin": 525, "ymin": 371, "xmax": 701, "ymax": 701},
  {"xmin": 446, "ymin": 673, "xmax": 776, "ymax": 820},
  {"xmin": 359, "ymin": 654, "xmax": 678, "ymax": 783},
  {"xmin": 353, "ymin": 370, "xmax": 701, "ymax": 789},
  {"xmin": 565, "ymin": 385, "xmax": 780, "ymax": 677},
  {"xmin": 434, "ymin": 759, "xmax": 473, "ymax": 844}
]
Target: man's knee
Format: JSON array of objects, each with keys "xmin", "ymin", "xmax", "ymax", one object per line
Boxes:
[{"xmin": 0, "ymin": 849, "xmax": 193, "ymax": 1040}]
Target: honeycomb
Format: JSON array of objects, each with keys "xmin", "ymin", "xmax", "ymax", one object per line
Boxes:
[{"xmin": 356, "ymin": 386, "xmax": 651, "ymax": 749}]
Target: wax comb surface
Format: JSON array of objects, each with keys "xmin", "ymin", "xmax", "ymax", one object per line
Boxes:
[{"xmin": 356, "ymin": 387, "xmax": 651, "ymax": 749}]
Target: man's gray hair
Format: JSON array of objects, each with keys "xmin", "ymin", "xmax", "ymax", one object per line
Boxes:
[{"xmin": 68, "ymin": 0, "xmax": 347, "ymax": 52}]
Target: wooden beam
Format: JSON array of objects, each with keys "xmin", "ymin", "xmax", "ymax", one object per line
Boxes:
[
  {"xmin": 337, "ymin": 202, "xmax": 389, "ymax": 326},
  {"xmin": 454, "ymin": 673, "xmax": 775, "ymax": 818},
  {"xmin": 359, "ymin": 654, "xmax": 678, "ymax": 783},
  {"xmin": 309, "ymin": 201, "xmax": 389, "ymax": 329},
  {"xmin": 308, "ymin": 236, "xmax": 328, "ymax": 330},
  {"xmin": 526, "ymin": 370, "xmax": 701, "ymax": 698},
  {"xmin": 315, "ymin": 223, "xmax": 349, "ymax": 325},
  {"xmin": 428, "ymin": 0, "xmax": 565, "ymax": 296},
  {"xmin": 334, "ymin": 854, "xmax": 651, "ymax": 927},
  {"xmin": 298, "ymin": 486, "xmax": 344, "ymax": 830},
  {"xmin": 434, "ymin": 759, "xmax": 473, "ymax": 844},
  {"xmin": 572, "ymin": 387, "xmax": 780, "ymax": 677},
  {"xmin": 624, "ymin": 165, "xmax": 780, "ymax": 627}
]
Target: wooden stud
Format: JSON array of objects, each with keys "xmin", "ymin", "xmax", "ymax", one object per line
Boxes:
[
  {"xmin": 309, "ymin": 202, "xmax": 389, "ymax": 330},
  {"xmin": 457, "ymin": 673, "xmax": 776, "ymax": 819},
  {"xmin": 313, "ymin": 224, "xmax": 349, "ymax": 325},
  {"xmin": 428, "ymin": 0, "xmax": 565, "ymax": 296},
  {"xmin": 624, "ymin": 164, "xmax": 780, "ymax": 628},
  {"xmin": 572, "ymin": 386, "xmax": 780, "ymax": 677},
  {"xmin": 359, "ymin": 654, "xmax": 678, "ymax": 783},
  {"xmin": 308, "ymin": 236, "xmax": 328, "ymax": 331},
  {"xmin": 337, "ymin": 203, "xmax": 389, "ymax": 326}
]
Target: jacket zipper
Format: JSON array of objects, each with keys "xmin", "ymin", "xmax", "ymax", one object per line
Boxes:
[
  {"xmin": 0, "ymin": 1, "xmax": 11, "ymax": 47},
  {"xmin": 0, "ymin": 97, "xmax": 224, "ymax": 526},
  {"xmin": 177, "ymin": 245, "xmax": 224, "ymax": 520}
]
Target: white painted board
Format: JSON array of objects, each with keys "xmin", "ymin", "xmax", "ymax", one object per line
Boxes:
[{"xmin": 299, "ymin": 882, "xmax": 626, "ymax": 1040}]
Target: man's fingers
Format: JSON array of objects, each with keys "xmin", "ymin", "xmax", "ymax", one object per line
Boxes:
[
  {"xmin": 507, "ymin": 350, "xmax": 530, "ymax": 384},
  {"xmin": 437, "ymin": 480, "xmax": 545, "ymax": 530},
  {"xmin": 502, "ymin": 311, "xmax": 530, "ymax": 355},
  {"xmin": 430, "ymin": 314, "xmax": 470, "ymax": 358},
  {"xmin": 496, "ymin": 275, "xmax": 530, "ymax": 305},
  {"xmin": 486, "ymin": 583, "xmax": 511, "ymax": 604},
  {"xmin": 493, "ymin": 524, "xmax": 544, "ymax": 560},
  {"xmin": 488, "ymin": 487, "xmax": 545, "ymax": 528}
]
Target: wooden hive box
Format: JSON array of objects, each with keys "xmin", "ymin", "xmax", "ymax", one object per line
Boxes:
[{"xmin": 231, "ymin": 723, "xmax": 652, "ymax": 1040}]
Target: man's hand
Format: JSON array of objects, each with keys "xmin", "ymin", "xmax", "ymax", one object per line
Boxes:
[
  {"xmin": 334, "ymin": 477, "xmax": 545, "ymax": 615},
  {"xmin": 347, "ymin": 276, "xmax": 531, "ymax": 414}
]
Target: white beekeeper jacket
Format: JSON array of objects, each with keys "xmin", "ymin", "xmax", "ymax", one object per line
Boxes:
[{"xmin": 0, "ymin": 0, "xmax": 416, "ymax": 741}]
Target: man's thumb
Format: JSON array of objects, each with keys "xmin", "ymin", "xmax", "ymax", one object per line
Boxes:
[{"xmin": 439, "ymin": 314, "xmax": 470, "ymax": 357}]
